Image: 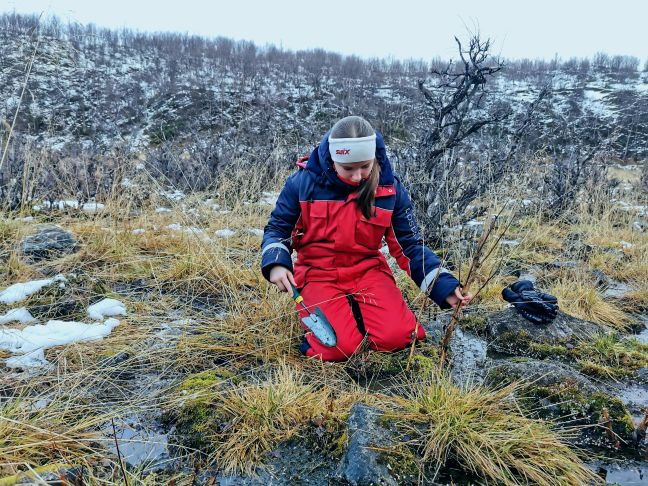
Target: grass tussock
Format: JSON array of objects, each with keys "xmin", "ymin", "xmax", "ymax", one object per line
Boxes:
[
  {"xmin": 550, "ymin": 271, "xmax": 629, "ymax": 330},
  {"xmin": 208, "ymin": 366, "xmax": 341, "ymax": 475},
  {"xmin": 389, "ymin": 371, "xmax": 600, "ymax": 486},
  {"xmin": 0, "ymin": 393, "xmax": 104, "ymax": 477}
]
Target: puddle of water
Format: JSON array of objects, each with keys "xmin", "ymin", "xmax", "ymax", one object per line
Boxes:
[
  {"xmin": 106, "ymin": 416, "xmax": 171, "ymax": 471},
  {"xmin": 598, "ymin": 461, "xmax": 648, "ymax": 485},
  {"xmin": 634, "ymin": 315, "xmax": 648, "ymax": 345}
]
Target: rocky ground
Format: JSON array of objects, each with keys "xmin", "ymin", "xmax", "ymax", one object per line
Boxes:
[{"xmin": 0, "ymin": 163, "xmax": 647, "ymax": 485}]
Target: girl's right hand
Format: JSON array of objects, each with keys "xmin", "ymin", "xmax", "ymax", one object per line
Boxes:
[{"xmin": 269, "ymin": 266, "xmax": 296, "ymax": 293}]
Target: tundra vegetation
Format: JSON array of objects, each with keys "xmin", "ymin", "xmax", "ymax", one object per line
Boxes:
[{"xmin": 0, "ymin": 12, "xmax": 647, "ymax": 486}]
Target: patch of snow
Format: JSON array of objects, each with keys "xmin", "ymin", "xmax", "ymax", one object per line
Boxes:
[
  {"xmin": 161, "ymin": 190, "xmax": 185, "ymax": 201},
  {"xmin": 246, "ymin": 228, "xmax": 264, "ymax": 237},
  {"xmin": 155, "ymin": 207, "xmax": 172, "ymax": 213},
  {"xmin": 132, "ymin": 228, "xmax": 146, "ymax": 235},
  {"xmin": 465, "ymin": 220, "xmax": 484, "ymax": 227},
  {"xmin": 215, "ymin": 229, "xmax": 235, "ymax": 238},
  {"xmin": 2, "ymin": 318, "xmax": 121, "ymax": 369},
  {"xmin": 0, "ymin": 307, "xmax": 36, "ymax": 325},
  {"xmin": 619, "ymin": 240, "xmax": 633, "ymax": 249},
  {"xmin": 87, "ymin": 298, "xmax": 127, "ymax": 320},
  {"xmin": 19, "ymin": 216, "xmax": 34, "ymax": 222},
  {"xmin": 166, "ymin": 223, "xmax": 182, "ymax": 231},
  {"xmin": 32, "ymin": 200, "xmax": 104, "ymax": 212},
  {"xmin": 260, "ymin": 191, "xmax": 280, "ymax": 206},
  {"xmin": 0, "ymin": 275, "xmax": 67, "ymax": 305}
]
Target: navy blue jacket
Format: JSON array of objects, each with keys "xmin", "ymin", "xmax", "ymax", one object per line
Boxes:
[{"xmin": 261, "ymin": 131, "xmax": 460, "ymax": 308}]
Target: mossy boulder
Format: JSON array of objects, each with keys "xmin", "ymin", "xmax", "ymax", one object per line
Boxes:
[
  {"xmin": 487, "ymin": 308, "xmax": 605, "ymax": 355},
  {"xmin": 485, "ymin": 358, "xmax": 635, "ymax": 446}
]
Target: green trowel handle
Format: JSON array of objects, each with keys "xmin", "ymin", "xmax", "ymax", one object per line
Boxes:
[{"xmin": 290, "ymin": 284, "xmax": 304, "ymax": 305}]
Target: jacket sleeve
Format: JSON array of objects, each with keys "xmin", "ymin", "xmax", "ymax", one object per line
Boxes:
[
  {"xmin": 385, "ymin": 178, "xmax": 460, "ymax": 309},
  {"xmin": 261, "ymin": 173, "xmax": 301, "ymax": 281}
]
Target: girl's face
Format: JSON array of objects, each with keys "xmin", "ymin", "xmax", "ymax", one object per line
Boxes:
[{"xmin": 333, "ymin": 159, "xmax": 374, "ymax": 184}]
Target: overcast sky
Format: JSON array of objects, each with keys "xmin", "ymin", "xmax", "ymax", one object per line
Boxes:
[{"xmin": 2, "ymin": 0, "xmax": 647, "ymax": 62}]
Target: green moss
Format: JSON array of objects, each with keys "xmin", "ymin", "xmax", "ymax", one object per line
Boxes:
[
  {"xmin": 382, "ymin": 444, "xmax": 420, "ymax": 482},
  {"xmin": 332, "ymin": 429, "xmax": 348, "ymax": 458},
  {"xmin": 170, "ymin": 369, "xmax": 244, "ymax": 450},
  {"xmin": 528, "ymin": 342, "xmax": 568, "ymax": 358},
  {"xmin": 459, "ymin": 314, "xmax": 488, "ymax": 334},
  {"xmin": 518, "ymin": 383, "xmax": 634, "ymax": 441},
  {"xmin": 179, "ymin": 369, "xmax": 240, "ymax": 390}
]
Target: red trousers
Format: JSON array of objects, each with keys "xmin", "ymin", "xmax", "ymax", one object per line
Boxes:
[{"xmin": 298, "ymin": 263, "xmax": 426, "ymax": 361}]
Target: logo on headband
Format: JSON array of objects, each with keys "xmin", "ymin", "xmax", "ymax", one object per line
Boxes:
[{"xmin": 336, "ymin": 149, "xmax": 351, "ymax": 155}]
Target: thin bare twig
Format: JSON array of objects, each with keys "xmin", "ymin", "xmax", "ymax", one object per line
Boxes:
[{"xmin": 110, "ymin": 418, "xmax": 130, "ymax": 486}]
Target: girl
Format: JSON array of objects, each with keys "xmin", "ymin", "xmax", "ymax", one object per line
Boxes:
[{"xmin": 261, "ymin": 116, "xmax": 470, "ymax": 361}]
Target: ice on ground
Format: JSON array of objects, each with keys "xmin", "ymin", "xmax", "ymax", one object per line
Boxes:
[
  {"xmin": 0, "ymin": 275, "xmax": 67, "ymax": 305},
  {"xmin": 215, "ymin": 229, "xmax": 235, "ymax": 238},
  {"xmin": 87, "ymin": 298, "xmax": 127, "ymax": 320},
  {"xmin": 1, "ymin": 318, "xmax": 121, "ymax": 369},
  {"xmin": 260, "ymin": 192, "xmax": 280, "ymax": 206},
  {"xmin": 0, "ymin": 307, "xmax": 36, "ymax": 325},
  {"xmin": 155, "ymin": 207, "xmax": 172, "ymax": 213},
  {"xmin": 246, "ymin": 228, "xmax": 264, "ymax": 237}
]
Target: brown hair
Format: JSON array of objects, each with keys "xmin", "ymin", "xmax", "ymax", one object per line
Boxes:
[
  {"xmin": 330, "ymin": 116, "xmax": 380, "ymax": 219},
  {"xmin": 357, "ymin": 160, "xmax": 380, "ymax": 219}
]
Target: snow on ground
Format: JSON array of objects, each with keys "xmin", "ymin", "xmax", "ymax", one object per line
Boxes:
[
  {"xmin": 0, "ymin": 307, "xmax": 36, "ymax": 325},
  {"xmin": 155, "ymin": 207, "xmax": 172, "ymax": 213},
  {"xmin": 246, "ymin": 228, "xmax": 264, "ymax": 237},
  {"xmin": 260, "ymin": 192, "xmax": 280, "ymax": 206},
  {"xmin": 0, "ymin": 275, "xmax": 67, "ymax": 305},
  {"xmin": 32, "ymin": 200, "xmax": 105, "ymax": 212},
  {"xmin": 215, "ymin": 229, "xmax": 235, "ymax": 238},
  {"xmin": 166, "ymin": 223, "xmax": 211, "ymax": 241},
  {"xmin": 132, "ymin": 228, "xmax": 146, "ymax": 234},
  {"xmin": 87, "ymin": 298, "xmax": 127, "ymax": 320},
  {"xmin": 1, "ymin": 318, "xmax": 121, "ymax": 369}
]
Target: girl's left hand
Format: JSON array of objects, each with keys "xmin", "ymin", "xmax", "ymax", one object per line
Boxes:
[{"xmin": 445, "ymin": 287, "xmax": 473, "ymax": 309}]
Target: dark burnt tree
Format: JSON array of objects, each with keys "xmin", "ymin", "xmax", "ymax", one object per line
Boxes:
[{"xmin": 401, "ymin": 35, "xmax": 546, "ymax": 246}]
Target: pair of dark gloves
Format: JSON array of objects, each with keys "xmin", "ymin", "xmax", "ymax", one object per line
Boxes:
[{"xmin": 502, "ymin": 280, "xmax": 559, "ymax": 324}]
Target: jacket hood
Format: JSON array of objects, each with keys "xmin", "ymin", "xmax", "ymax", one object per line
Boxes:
[{"xmin": 305, "ymin": 129, "xmax": 395, "ymax": 189}]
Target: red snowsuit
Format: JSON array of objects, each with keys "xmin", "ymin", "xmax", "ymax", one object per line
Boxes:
[{"xmin": 261, "ymin": 131, "xmax": 460, "ymax": 361}]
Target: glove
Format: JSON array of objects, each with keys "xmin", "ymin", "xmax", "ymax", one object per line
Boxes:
[{"xmin": 502, "ymin": 280, "xmax": 559, "ymax": 324}]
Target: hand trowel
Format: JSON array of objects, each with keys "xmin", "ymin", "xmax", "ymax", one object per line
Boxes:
[{"xmin": 290, "ymin": 284, "xmax": 337, "ymax": 347}]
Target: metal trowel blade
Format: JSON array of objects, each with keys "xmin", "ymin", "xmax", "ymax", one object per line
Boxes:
[{"xmin": 302, "ymin": 308, "xmax": 337, "ymax": 347}]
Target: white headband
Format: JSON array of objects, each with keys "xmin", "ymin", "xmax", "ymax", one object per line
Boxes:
[{"xmin": 328, "ymin": 134, "xmax": 376, "ymax": 164}]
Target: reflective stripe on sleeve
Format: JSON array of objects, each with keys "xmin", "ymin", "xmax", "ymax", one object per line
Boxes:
[
  {"xmin": 419, "ymin": 267, "xmax": 451, "ymax": 293},
  {"xmin": 261, "ymin": 242, "xmax": 290, "ymax": 256}
]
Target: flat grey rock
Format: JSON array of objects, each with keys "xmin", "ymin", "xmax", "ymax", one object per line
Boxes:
[
  {"xmin": 339, "ymin": 403, "xmax": 398, "ymax": 486},
  {"xmin": 21, "ymin": 224, "xmax": 79, "ymax": 261}
]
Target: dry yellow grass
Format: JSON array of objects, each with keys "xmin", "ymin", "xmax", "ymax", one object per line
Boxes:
[
  {"xmin": 387, "ymin": 371, "xmax": 601, "ymax": 486},
  {"xmin": 550, "ymin": 271, "xmax": 630, "ymax": 330}
]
